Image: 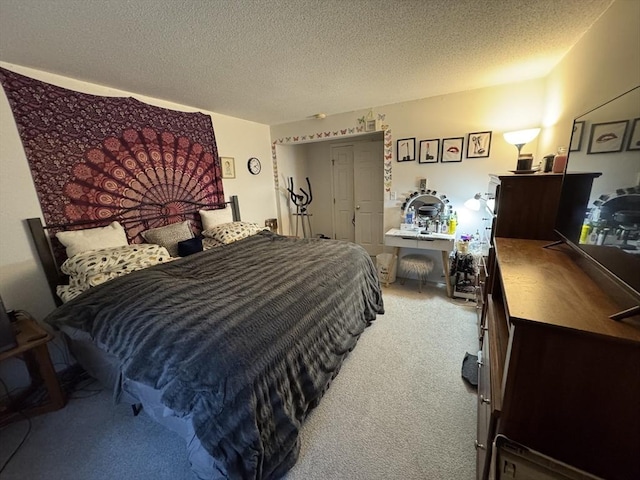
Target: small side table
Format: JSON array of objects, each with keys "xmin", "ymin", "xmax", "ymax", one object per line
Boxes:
[{"xmin": 0, "ymin": 312, "xmax": 66, "ymax": 426}]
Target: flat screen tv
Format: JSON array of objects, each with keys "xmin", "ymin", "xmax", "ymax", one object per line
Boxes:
[{"xmin": 554, "ymin": 85, "xmax": 640, "ymax": 320}]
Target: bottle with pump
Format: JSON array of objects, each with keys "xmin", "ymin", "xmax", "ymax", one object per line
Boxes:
[{"xmin": 448, "ymin": 211, "xmax": 457, "ymax": 235}]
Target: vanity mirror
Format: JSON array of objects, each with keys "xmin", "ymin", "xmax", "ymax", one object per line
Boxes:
[{"xmin": 401, "ymin": 190, "xmax": 451, "ymax": 234}]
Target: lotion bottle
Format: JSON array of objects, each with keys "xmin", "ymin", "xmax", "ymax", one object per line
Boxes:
[{"xmin": 448, "ymin": 211, "xmax": 457, "ymax": 235}]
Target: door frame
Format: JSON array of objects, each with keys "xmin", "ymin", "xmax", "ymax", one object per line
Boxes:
[{"xmin": 272, "ymin": 128, "xmax": 391, "ymax": 239}]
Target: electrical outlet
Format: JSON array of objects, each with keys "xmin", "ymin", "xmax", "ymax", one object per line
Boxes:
[{"xmin": 390, "ymin": 191, "xmax": 397, "ymax": 200}]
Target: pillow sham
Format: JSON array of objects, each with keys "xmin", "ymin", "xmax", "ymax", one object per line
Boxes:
[
  {"xmin": 199, "ymin": 208, "xmax": 234, "ymax": 230},
  {"xmin": 57, "ymin": 244, "xmax": 172, "ymax": 302},
  {"xmin": 141, "ymin": 220, "xmax": 194, "ymax": 257},
  {"xmin": 202, "ymin": 237, "xmax": 225, "ymax": 251},
  {"xmin": 202, "ymin": 221, "xmax": 264, "ymax": 245},
  {"xmin": 56, "ymin": 221, "xmax": 128, "ymax": 258},
  {"xmin": 61, "ymin": 244, "xmax": 171, "ymax": 276}
]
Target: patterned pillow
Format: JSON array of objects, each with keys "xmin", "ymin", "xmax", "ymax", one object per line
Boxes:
[
  {"xmin": 58, "ymin": 244, "xmax": 172, "ymax": 302},
  {"xmin": 56, "ymin": 221, "xmax": 128, "ymax": 258},
  {"xmin": 61, "ymin": 244, "xmax": 171, "ymax": 276},
  {"xmin": 199, "ymin": 208, "xmax": 234, "ymax": 230},
  {"xmin": 141, "ymin": 221, "xmax": 194, "ymax": 257},
  {"xmin": 202, "ymin": 237, "xmax": 224, "ymax": 250},
  {"xmin": 202, "ymin": 221, "xmax": 264, "ymax": 244}
]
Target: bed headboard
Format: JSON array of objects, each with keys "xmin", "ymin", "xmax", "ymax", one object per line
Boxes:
[{"xmin": 27, "ymin": 195, "xmax": 240, "ymax": 306}]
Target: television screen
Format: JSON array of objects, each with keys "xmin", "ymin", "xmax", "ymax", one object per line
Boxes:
[{"xmin": 554, "ymin": 85, "xmax": 640, "ymax": 316}]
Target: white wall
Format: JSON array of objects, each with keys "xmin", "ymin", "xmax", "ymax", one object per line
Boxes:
[
  {"xmin": 540, "ymin": 0, "xmax": 640, "ymax": 200},
  {"xmin": 272, "ymin": 78, "xmax": 546, "ymax": 245},
  {"xmin": 271, "ymin": 79, "xmax": 546, "ymax": 281},
  {"xmin": 0, "ymin": 62, "xmax": 276, "ymax": 320},
  {"xmin": 540, "ymin": 0, "xmax": 640, "ymax": 155}
]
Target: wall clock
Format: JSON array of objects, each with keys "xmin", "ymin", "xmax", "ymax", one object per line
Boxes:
[{"xmin": 247, "ymin": 157, "xmax": 261, "ymax": 175}]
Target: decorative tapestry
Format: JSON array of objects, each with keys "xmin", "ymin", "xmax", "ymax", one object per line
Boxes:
[{"xmin": 0, "ymin": 68, "xmax": 224, "ymax": 247}]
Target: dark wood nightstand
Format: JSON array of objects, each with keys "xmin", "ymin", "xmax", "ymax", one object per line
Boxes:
[{"xmin": 0, "ymin": 312, "xmax": 66, "ymax": 426}]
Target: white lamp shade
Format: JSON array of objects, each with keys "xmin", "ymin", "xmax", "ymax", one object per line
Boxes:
[
  {"xmin": 464, "ymin": 196, "xmax": 481, "ymax": 211},
  {"xmin": 503, "ymin": 128, "xmax": 541, "ymax": 146}
]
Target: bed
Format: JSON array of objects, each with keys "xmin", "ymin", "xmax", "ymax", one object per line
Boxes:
[{"xmin": 27, "ymin": 196, "xmax": 384, "ymax": 480}]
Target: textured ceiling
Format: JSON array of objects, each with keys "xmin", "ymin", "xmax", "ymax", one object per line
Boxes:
[{"xmin": 0, "ymin": 0, "xmax": 614, "ymax": 125}]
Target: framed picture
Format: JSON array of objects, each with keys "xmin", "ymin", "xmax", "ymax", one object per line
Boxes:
[
  {"xmin": 397, "ymin": 138, "xmax": 416, "ymax": 162},
  {"xmin": 418, "ymin": 139, "xmax": 439, "ymax": 163},
  {"xmin": 587, "ymin": 120, "xmax": 629, "ymax": 154},
  {"xmin": 365, "ymin": 119, "xmax": 378, "ymax": 132},
  {"xmin": 466, "ymin": 131, "xmax": 491, "ymax": 158},
  {"xmin": 220, "ymin": 156, "xmax": 236, "ymax": 178},
  {"xmin": 627, "ymin": 118, "xmax": 640, "ymax": 151},
  {"xmin": 440, "ymin": 137, "xmax": 464, "ymax": 162},
  {"xmin": 570, "ymin": 121, "xmax": 585, "ymax": 152}
]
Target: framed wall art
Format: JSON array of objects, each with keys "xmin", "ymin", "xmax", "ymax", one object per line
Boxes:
[
  {"xmin": 587, "ymin": 120, "xmax": 628, "ymax": 154},
  {"xmin": 418, "ymin": 139, "xmax": 439, "ymax": 163},
  {"xmin": 570, "ymin": 121, "xmax": 585, "ymax": 152},
  {"xmin": 397, "ymin": 137, "xmax": 416, "ymax": 162},
  {"xmin": 220, "ymin": 156, "xmax": 236, "ymax": 178},
  {"xmin": 627, "ymin": 118, "xmax": 640, "ymax": 151},
  {"xmin": 466, "ymin": 131, "xmax": 491, "ymax": 158},
  {"xmin": 440, "ymin": 137, "xmax": 464, "ymax": 162}
]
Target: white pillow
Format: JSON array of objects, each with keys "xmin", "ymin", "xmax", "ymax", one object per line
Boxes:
[
  {"xmin": 141, "ymin": 220, "xmax": 194, "ymax": 257},
  {"xmin": 57, "ymin": 221, "xmax": 128, "ymax": 258},
  {"xmin": 199, "ymin": 208, "xmax": 234, "ymax": 230}
]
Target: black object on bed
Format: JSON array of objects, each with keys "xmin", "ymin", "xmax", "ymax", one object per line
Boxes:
[{"xmin": 44, "ymin": 231, "xmax": 384, "ymax": 479}]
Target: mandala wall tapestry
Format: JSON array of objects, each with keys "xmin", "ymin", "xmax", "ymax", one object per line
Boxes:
[{"xmin": 0, "ymin": 67, "xmax": 224, "ymax": 253}]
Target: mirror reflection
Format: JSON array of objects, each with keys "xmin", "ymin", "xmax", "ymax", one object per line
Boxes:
[
  {"xmin": 555, "ymin": 85, "xmax": 640, "ymax": 306},
  {"xmin": 562, "ymin": 86, "xmax": 640, "ymax": 250}
]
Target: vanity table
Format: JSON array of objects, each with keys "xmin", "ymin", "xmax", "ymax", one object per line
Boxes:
[
  {"xmin": 384, "ymin": 229, "xmax": 455, "ymax": 296},
  {"xmin": 385, "ymin": 190, "xmax": 455, "ymax": 295}
]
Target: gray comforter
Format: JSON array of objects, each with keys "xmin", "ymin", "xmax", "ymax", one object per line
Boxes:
[{"xmin": 45, "ymin": 231, "xmax": 384, "ymax": 479}]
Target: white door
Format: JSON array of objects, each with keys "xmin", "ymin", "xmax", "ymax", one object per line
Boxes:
[
  {"xmin": 354, "ymin": 141, "xmax": 385, "ymax": 256},
  {"xmin": 332, "ymin": 145, "xmax": 355, "ymax": 242}
]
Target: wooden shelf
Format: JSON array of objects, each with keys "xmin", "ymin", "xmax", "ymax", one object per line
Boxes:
[{"xmin": 0, "ymin": 314, "xmax": 66, "ymax": 426}]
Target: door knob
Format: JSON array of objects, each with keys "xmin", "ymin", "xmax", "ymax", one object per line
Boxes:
[{"xmin": 356, "ymin": 205, "xmax": 361, "ymax": 210}]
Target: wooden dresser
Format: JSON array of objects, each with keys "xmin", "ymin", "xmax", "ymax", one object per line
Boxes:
[
  {"xmin": 476, "ymin": 238, "xmax": 640, "ymax": 480},
  {"xmin": 488, "ymin": 172, "xmax": 601, "ymax": 241}
]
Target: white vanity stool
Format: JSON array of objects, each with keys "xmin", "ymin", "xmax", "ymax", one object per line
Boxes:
[{"xmin": 399, "ymin": 254, "xmax": 434, "ymax": 293}]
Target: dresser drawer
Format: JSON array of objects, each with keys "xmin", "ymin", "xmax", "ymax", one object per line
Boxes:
[
  {"xmin": 384, "ymin": 235, "xmax": 418, "ymax": 248},
  {"xmin": 476, "ymin": 342, "xmax": 491, "ymax": 479}
]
